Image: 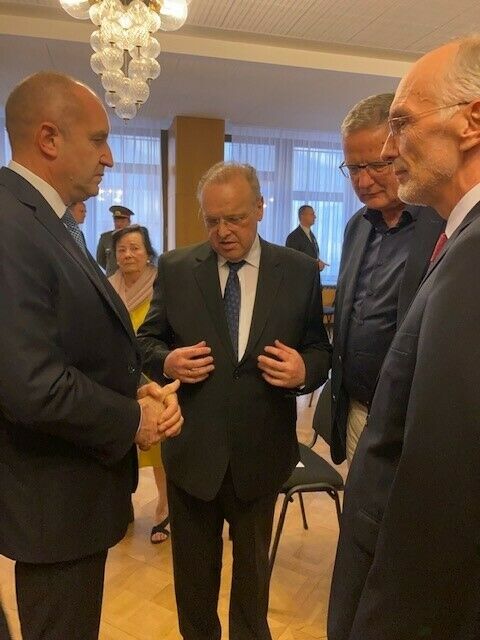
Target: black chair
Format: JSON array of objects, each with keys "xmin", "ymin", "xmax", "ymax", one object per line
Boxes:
[{"xmin": 269, "ymin": 379, "xmax": 344, "ymax": 572}]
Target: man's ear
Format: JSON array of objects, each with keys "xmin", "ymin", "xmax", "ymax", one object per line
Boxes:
[
  {"xmin": 36, "ymin": 121, "xmax": 61, "ymax": 159},
  {"xmin": 458, "ymin": 100, "xmax": 480, "ymax": 152}
]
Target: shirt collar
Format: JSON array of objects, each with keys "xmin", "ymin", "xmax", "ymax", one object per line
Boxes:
[
  {"xmin": 300, "ymin": 224, "xmax": 312, "ymax": 235},
  {"xmin": 363, "ymin": 206, "xmax": 416, "ymax": 232},
  {"xmin": 8, "ymin": 160, "xmax": 67, "ymax": 219},
  {"xmin": 217, "ymin": 234, "xmax": 261, "ymax": 268},
  {"xmin": 445, "ymin": 182, "xmax": 480, "ymax": 238}
]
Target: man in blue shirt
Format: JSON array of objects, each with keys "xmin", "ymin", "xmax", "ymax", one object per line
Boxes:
[{"xmin": 331, "ymin": 93, "xmax": 444, "ymax": 465}]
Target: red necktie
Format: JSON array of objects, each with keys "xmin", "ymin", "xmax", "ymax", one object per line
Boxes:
[{"xmin": 429, "ymin": 232, "xmax": 448, "ymax": 264}]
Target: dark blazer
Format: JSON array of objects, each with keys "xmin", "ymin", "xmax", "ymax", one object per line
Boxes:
[
  {"xmin": 330, "ymin": 205, "xmax": 445, "ymax": 463},
  {"xmin": 0, "ymin": 167, "xmax": 141, "ymax": 564},
  {"xmin": 137, "ymin": 239, "xmax": 331, "ymax": 502},
  {"xmin": 328, "ymin": 203, "xmax": 480, "ymax": 640},
  {"xmin": 96, "ymin": 229, "xmax": 117, "ymax": 276},
  {"xmin": 285, "ymin": 225, "xmax": 319, "ymax": 259}
]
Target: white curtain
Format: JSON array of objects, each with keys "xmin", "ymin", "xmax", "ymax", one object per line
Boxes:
[
  {"xmin": 226, "ymin": 125, "xmax": 362, "ymax": 285},
  {"xmin": 83, "ymin": 117, "xmax": 163, "ymax": 259},
  {"xmin": 1, "ymin": 116, "xmax": 164, "ymax": 260}
]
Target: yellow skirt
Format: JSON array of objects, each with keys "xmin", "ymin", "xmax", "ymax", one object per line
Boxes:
[{"xmin": 138, "ymin": 444, "xmax": 162, "ymax": 468}]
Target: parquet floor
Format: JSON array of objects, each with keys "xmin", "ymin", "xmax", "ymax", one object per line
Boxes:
[{"xmin": 0, "ymin": 391, "xmax": 348, "ymax": 640}]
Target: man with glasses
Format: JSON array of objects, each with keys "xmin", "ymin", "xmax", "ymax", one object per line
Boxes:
[
  {"xmin": 329, "ymin": 37, "xmax": 480, "ymax": 640},
  {"xmin": 137, "ymin": 161, "xmax": 331, "ymax": 640},
  {"xmin": 331, "ymin": 93, "xmax": 444, "ymax": 466}
]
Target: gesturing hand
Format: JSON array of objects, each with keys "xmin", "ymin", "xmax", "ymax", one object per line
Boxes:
[
  {"xmin": 164, "ymin": 341, "xmax": 215, "ymax": 384},
  {"xmin": 257, "ymin": 339, "xmax": 306, "ymax": 389}
]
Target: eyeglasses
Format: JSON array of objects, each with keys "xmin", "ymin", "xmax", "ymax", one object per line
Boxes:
[
  {"xmin": 202, "ymin": 211, "xmax": 253, "ymax": 230},
  {"xmin": 338, "ymin": 160, "xmax": 393, "ymax": 180},
  {"xmin": 387, "ymin": 101, "xmax": 469, "ymax": 137}
]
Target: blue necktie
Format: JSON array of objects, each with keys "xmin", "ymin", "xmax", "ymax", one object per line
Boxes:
[
  {"xmin": 224, "ymin": 260, "xmax": 246, "ymax": 358},
  {"xmin": 63, "ymin": 208, "xmax": 87, "ymax": 254}
]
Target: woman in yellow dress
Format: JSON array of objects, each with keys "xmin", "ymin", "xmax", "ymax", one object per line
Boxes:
[{"xmin": 109, "ymin": 224, "xmax": 169, "ymax": 544}]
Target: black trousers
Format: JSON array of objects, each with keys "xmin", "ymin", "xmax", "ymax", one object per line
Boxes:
[
  {"xmin": 167, "ymin": 471, "xmax": 277, "ymax": 640},
  {"xmin": 0, "ymin": 600, "xmax": 11, "ymax": 640},
  {"xmin": 15, "ymin": 549, "xmax": 108, "ymax": 640}
]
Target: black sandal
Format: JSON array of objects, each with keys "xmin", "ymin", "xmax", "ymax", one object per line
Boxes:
[{"xmin": 150, "ymin": 516, "xmax": 170, "ymax": 544}]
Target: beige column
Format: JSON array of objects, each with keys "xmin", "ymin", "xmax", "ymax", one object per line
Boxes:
[{"xmin": 167, "ymin": 116, "xmax": 225, "ymax": 249}]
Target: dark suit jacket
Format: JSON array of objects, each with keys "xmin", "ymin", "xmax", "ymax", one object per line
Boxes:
[
  {"xmin": 0, "ymin": 167, "xmax": 141, "ymax": 564},
  {"xmin": 96, "ymin": 229, "xmax": 117, "ymax": 276},
  {"xmin": 330, "ymin": 205, "xmax": 445, "ymax": 463},
  {"xmin": 285, "ymin": 225, "xmax": 319, "ymax": 259},
  {"xmin": 137, "ymin": 239, "xmax": 331, "ymax": 502},
  {"xmin": 328, "ymin": 203, "xmax": 480, "ymax": 640}
]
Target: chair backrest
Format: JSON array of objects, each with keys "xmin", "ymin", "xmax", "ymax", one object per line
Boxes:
[{"xmin": 312, "ymin": 379, "xmax": 332, "ymax": 445}]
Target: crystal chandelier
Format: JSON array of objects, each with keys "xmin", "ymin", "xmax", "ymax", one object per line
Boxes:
[{"xmin": 59, "ymin": 0, "xmax": 190, "ymax": 120}]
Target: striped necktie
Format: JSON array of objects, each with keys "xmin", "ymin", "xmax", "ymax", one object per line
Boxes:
[
  {"xmin": 63, "ymin": 208, "xmax": 87, "ymax": 254},
  {"xmin": 223, "ymin": 260, "xmax": 246, "ymax": 359}
]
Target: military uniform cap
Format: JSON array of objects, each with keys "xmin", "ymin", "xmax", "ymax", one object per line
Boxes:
[{"xmin": 109, "ymin": 205, "xmax": 134, "ymax": 218}]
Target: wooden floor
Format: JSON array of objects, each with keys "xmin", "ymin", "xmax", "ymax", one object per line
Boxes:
[{"xmin": 0, "ymin": 391, "xmax": 347, "ymax": 640}]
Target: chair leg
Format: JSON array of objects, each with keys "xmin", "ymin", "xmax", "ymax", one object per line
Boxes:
[
  {"xmin": 326, "ymin": 488, "xmax": 342, "ymax": 525},
  {"xmin": 298, "ymin": 492, "xmax": 308, "ymax": 530},
  {"xmin": 269, "ymin": 494, "xmax": 291, "ymax": 573}
]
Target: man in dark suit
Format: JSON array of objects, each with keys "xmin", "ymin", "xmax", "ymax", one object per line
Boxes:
[
  {"xmin": 331, "ymin": 93, "xmax": 444, "ymax": 466},
  {"xmin": 286, "ymin": 204, "xmax": 328, "ymax": 270},
  {"xmin": 96, "ymin": 204, "xmax": 133, "ymax": 276},
  {"xmin": 0, "ymin": 72, "xmax": 182, "ymax": 640},
  {"xmin": 328, "ymin": 36, "xmax": 480, "ymax": 640},
  {"xmin": 137, "ymin": 162, "xmax": 331, "ymax": 639}
]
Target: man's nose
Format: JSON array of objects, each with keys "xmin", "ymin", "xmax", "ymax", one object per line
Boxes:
[
  {"xmin": 356, "ymin": 169, "xmax": 375, "ymax": 189},
  {"xmin": 381, "ymin": 132, "xmax": 397, "ymax": 161},
  {"xmin": 217, "ymin": 219, "xmax": 231, "ymax": 236},
  {"xmin": 102, "ymin": 145, "xmax": 114, "ymax": 168}
]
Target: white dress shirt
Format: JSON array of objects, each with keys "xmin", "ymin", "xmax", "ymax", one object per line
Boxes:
[
  {"xmin": 217, "ymin": 235, "xmax": 261, "ymax": 361},
  {"xmin": 445, "ymin": 182, "xmax": 480, "ymax": 237}
]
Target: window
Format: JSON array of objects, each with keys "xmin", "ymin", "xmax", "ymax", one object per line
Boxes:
[{"xmin": 226, "ymin": 128, "xmax": 361, "ymax": 285}]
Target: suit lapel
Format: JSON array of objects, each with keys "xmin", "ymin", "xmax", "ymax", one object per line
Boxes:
[
  {"xmin": 241, "ymin": 239, "xmax": 283, "ymax": 362},
  {"xmin": 338, "ymin": 214, "xmax": 371, "ymax": 346},
  {"xmin": 0, "ymin": 167, "xmax": 135, "ymax": 342},
  {"xmin": 397, "ymin": 206, "xmax": 445, "ymax": 323},
  {"xmin": 193, "ymin": 245, "xmax": 238, "ymax": 363}
]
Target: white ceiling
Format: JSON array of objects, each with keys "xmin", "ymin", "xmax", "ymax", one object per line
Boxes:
[{"xmin": 1, "ymin": 0, "xmax": 480, "ymax": 131}]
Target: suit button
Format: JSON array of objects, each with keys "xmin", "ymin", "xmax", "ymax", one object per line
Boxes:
[
  {"xmin": 127, "ymin": 364, "xmax": 136, "ymax": 374},
  {"xmin": 233, "ymin": 371, "xmax": 240, "ymax": 380}
]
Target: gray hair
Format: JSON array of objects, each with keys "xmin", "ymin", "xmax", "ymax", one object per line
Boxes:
[
  {"xmin": 440, "ymin": 34, "xmax": 480, "ymax": 105},
  {"xmin": 197, "ymin": 161, "xmax": 262, "ymax": 203},
  {"xmin": 341, "ymin": 93, "xmax": 395, "ymax": 135}
]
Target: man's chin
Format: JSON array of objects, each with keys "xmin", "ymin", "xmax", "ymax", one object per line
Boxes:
[{"xmin": 397, "ymin": 183, "xmax": 427, "ymax": 208}]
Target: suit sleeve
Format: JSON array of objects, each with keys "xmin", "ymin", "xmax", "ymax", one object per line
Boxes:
[
  {"xmin": 0, "ymin": 215, "xmax": 139, "ymax": 466},
  {"xmin": 136, "ymin": 256, "xmax": 174, "ymax": 381},
  {"xmin": 349, "ymin": 230, "xmax": 480, "ymax": 638},
  {"xmin": 297, "ymin": 261, "xmax": 332, "ymax": 393}
]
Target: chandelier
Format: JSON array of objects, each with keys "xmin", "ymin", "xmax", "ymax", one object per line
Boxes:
[{"xmin": 59, "ymin": 0, "xmax": 190, "ymax": 120}]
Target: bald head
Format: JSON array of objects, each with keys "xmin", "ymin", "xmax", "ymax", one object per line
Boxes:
[
  {"xmin": 6, "ymin": 72, "xmax": 98, "ymax": 154},
  {"xmin": 5, "ymin": 71, "xmax": 113, "ymax": 205}
]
